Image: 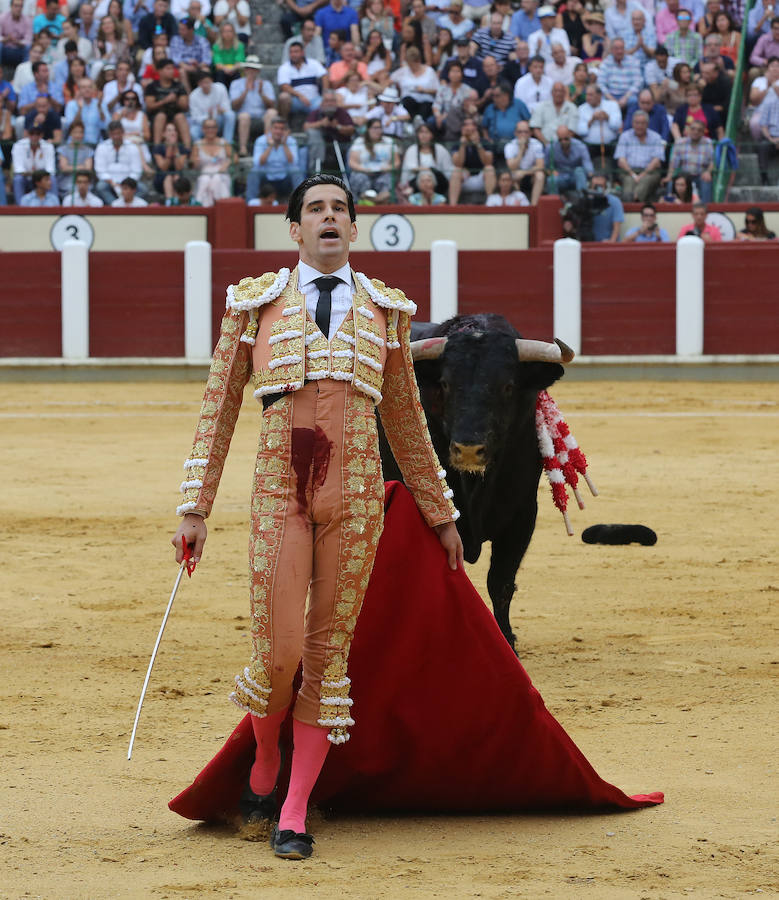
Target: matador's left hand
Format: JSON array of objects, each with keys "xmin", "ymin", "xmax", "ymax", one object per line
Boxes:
[{"xmin": 434, "ymin": 521, "xmax": 464, "ymax": 571}]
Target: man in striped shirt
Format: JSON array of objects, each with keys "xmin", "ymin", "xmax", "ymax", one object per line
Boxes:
[
  {"xmin": 597, "ymin": 38, "xmax": 643, "ymax": 112},
  {"xmin": 471, "ymin": 10, "xmax": 516, "ymax": 66},
  {"xmin": 665, "ymin": 9, "xmax": 703, "ymax": 66},
  {"xmin": 614, "ymin": 109, "xmax": 665, "ymax": 200},
  {"xmin": 666, "ymin": 118, "xmax": 714, "ymax": 200}
]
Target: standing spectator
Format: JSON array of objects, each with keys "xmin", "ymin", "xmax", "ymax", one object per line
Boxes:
[
  {"xmin": 750, "ymin": 16, "xmax": 779, "ymax": 77},
  {"xmin": 245, "ymin": 116, "xmax": 301, "ymax": 201},
  {"xmin": 212, "ymin": 0, "xmax": 250, "ymax": 44},
  {"xmin": 11, "ymin": 124, "xmax": 55, "ymax": 201},
  {"xmin": 190, "ymin": 116, "xmax": 233, "ymax": 205},
  {"xmin": 0, "ymin": 0, "xmax": 33, "ymax": 71},
  {"xmin": 545, "ymin": 42, "xmax": 578, "ymax": 85},
  {"xmin": 482, "ymin": 81, "xmax": 530, "ymax": 145},
  {"xmin": 509, "ymin": 0, "xmax": 540, "ymax": 42},
  {"xmin": 624, "ymin": 202, "xmax": 670, "ymax": 241},
  {"xmin": 527, "ymin": 5, "xmax": 570, "ymax": 63},
  {"xmin": 577, "ymin": 83, "xmax": 622, "ymax": 163},
  {"xmin": 366, "ymin": 85, "xmax": 410, "ymax": 138},
  {"xmin": 605, "ymin": 0, "xmax": 640, "ymax": 41},
  {"xmin": 399, "ymin": 120, "xmax": 452, "ymax": 197},
  {"xmin": 514, "ymin": 54, "xmax": 552, "ymax": 112},
  {"xmin": 678, "ymin": 201, "xmax": 722, "ymax": 240},
  {"xmin": 33, "ymin": 0, "xmax": 65, "ymax": 37},
  {"xmin": 279, "ymin": 0, "xmax": 326, "ymax": 42},
  {"xmin": 391, "ymin": 46, "xmax": 439, "ymax": 121},
  {"xmin": 737, "ymin": 206, "xmax": 776, "ymax": 240},
  {"xmin": 671, "ymin": 83, "xmax": 722, "ymax": 139},
  {"xmin": 436, "ymin": 0, "xmax": 474, "ymax": 42},
  {"xmin": 211, "ymin": 21, "xmax": 246, "ymax": 87},
  {"xmin": 152, "ymin": 119, "xmax": 188, "ymax": 198},
  {"xmin": 503, "ymin": 117, "xmax": 544, "ymax": 202},
  {"xmin": 581, "ymin": 9, "xmax": 607, "ymax": 61},
  {"xmin": 24, "ymin": 93, "xmax": 61, "ymax": 140},
  {"xmin": 614, "ymin": 109, "xmax": 665, "ymax": 201},
  {"xmin": 597, "ymin": 37, "xmax": 643, "ymax": 111},
  {"xmin": 448, "ymin": 114, "xmax": 496, "ymax": 202},
  {"xmin": 666, "ymin": 117, "xmax": 714, "ymax": 200},
  {"xmin": 62, "ymin": 168, "xmax": 103, "ymax": 205},
  {"xmin": 277, "ymin": 40, "xmax": 327, "ymax": 121},
  {"xmin": 138, "ymin": 0, "xmax": 176, "ymax": 48},
  {"xmin": 111, "ymin": 175, "xmax": 149, "ymax": 206},
  {"xmin": 303, "ymin": 88, "xmax": 354, "ymax": 173},
  {"xmin": 169, "ymin": 16, "xmax": 211, "ymax": 90},
  {"xmin": 588, "ymin": 171, "xmax": 623, "ymax": 242},
  {"xmin": 624, "ymin": 8, "xmax": 657, "ymax": 70},
  {"xmin": 94, "ymin": 119, "xmax": 144, "ymax": 202},
  {"xmin": 409, "ymin": 168, "xmax": 447, "ymax": 204},
  {"xmin": 314, "ymin": 0, "xmax": 359, "ymax": 46},
  {"xmin": 327, "ymin": 40, "xmax": 367, "ymax": 88},
  {"xmin": 625, "ymin": 87, "xmax": 671, "ymax": 140},
  {"xmin": 348, "ymin": 116, "xmax": 399, "ymax": 201},
  {"xmin": 282, "ymin": 17, "xmax": 326, "ymax": 65},
  {"xmin": 144, "ymin": 57, "xmax": 190, "ymax": 145},
  {"xmin": 471, "ymin": 10, "xmax": 516, "ymax": 65},
  {"xmin": 20, "ymin": 166, "xmax": 59, "ymax": 204},
  {"xmin": 189, "ymin": 71, "xmax": 235, "ymax": 143},
  {"xmin": 229, "ymin": 56, "xmax": 276, "ymax": 156},
  {"xmin": 57, "ymin": 120, "xmax": 95, "ymax": 197},
  {"xmin": 530, "ymin": 79, "xmax": 578, "ymax": 144},
  {"xmin": 757, "ymin": 86, "xmax": 779, "ymax": 183},
  {"xmin": 432, "ymin": 59, "xmax": 477, "ymax": 135},
  {"xmin": 666, "ymin": 9, "xmax": 704, "ymax": 65},
  {"xmin": 486, "ymin": 167, "xmax": 529, "ymax": 204},
  {"xmin": 646, "ymin": 46, "xmax": 682, "ymax": 103},
  {"xmin": 63, "ymin": 76, "xmax": 103, "ymax": 142},
  {"xmin": 546, "ymin": 123, "xmax": 592, "ymax": 193}
]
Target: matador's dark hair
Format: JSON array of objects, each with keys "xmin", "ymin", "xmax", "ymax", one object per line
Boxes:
[{"xmin": 285, "ymin": 174, "xmax": 356, "ymax": 224}]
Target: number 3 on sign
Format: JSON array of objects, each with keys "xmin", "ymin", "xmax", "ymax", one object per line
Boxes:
[
  {"xmin": 50, "ymin": 214, "xmax": 95, "ymax": 251},
  {"xmin": 370, "ymin": 214, "xmax": 414, "ymax": 251}
]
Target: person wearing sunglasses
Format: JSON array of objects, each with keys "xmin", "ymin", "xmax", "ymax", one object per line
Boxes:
[
  {"xmin": 666, "ymin": 9, "xmax": 703, "ymax": 67},
  {"xmin": 737, "ymin": 207, "xmax": 777, "ymax": 240}
]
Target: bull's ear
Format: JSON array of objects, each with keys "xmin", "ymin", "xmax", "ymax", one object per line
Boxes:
[{"xmin": 518, "ymin": 361, "xmax": 565, "ymax": 391}]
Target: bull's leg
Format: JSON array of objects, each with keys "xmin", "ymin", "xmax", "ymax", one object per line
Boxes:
[{"xmin": 487, "ymin": 505, "xmax": 538, "ymax": 654}]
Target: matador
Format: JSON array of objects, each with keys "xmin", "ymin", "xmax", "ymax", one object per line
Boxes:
[{"xmin": 171, "ymin": 175, "xmax": 463, "ymax": 860}]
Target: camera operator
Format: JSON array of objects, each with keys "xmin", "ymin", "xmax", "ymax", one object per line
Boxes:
[
  {"xmin": 562, "ymin": 170, "xmax": 624, "ymax": 242},
  {"xmin": 624, "ymin": 203, "xmax": 670, "ymax": 242}
]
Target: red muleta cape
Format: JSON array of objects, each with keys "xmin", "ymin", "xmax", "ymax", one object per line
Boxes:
[{"xmin": 169, "ymin": 482, "xmax": 663, "ymax": 821}]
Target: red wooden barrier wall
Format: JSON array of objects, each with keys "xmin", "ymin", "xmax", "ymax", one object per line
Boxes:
[{"xmin": 1, "ymin": 253, "xmax": 61, "ymax": 356}]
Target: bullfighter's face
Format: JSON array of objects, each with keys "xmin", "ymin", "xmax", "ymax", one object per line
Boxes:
[{"xmin": 289, "ymin": 184, "xmax": 357, "ymax": 271}]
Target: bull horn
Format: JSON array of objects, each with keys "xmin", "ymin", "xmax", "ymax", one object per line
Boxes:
[
  {"xmin": 515, "ymin": 338, "xmax": 575, "ymax": 364},
  {"xmin": 409, "ymin": 337, "xmax": 448, "ymax": 361}
]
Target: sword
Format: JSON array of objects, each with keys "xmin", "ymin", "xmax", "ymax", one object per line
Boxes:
[{"xmin": 127, "ymin": 536, "xmax": 196, "ymax": 760}]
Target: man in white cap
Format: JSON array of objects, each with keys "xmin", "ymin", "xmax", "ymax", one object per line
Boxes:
[
  {"xmin": 527, "ymin": 5, "xmax": 570, "ymax": 63},
  {"xmin": 229, "ymin": 55, "xmax": 278, "ymax": 157},
  {"xmin": 366, "ymin": 86, "xmax": 410, "ymax": 139}
]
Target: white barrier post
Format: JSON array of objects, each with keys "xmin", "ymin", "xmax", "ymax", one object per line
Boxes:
[
  {"xmin": 676, "ymin": 235, "xmax": 704, "ymax": 356},
  {"xmin": 61, "ymin": 239, "xmax": 89, "ymax": 359},
  {"xmin": 430, "ymin": 239, "xmax": 457, "ymax": 323},
  {"xmin": 553, "ymin": 238, "xmax": 581, "ymax": 354},
  {"xmin": 185, "ymin": 240, "xmax": 212, "ymax": 362}
]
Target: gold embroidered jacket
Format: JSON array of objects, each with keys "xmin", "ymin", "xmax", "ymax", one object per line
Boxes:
[{"xmin": 178, "ymin": 266, "xmax": 458, "ymax": 528}]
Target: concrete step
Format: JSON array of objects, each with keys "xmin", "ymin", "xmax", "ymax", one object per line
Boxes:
[{"xmin": 727, "ymin": 185, "xmax": 779, "ymax": 202}]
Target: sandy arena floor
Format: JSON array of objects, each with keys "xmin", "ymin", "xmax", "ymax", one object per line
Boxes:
[{"xmin": 0, "ymin": 378, "xmax": 777, "ymax": 900}]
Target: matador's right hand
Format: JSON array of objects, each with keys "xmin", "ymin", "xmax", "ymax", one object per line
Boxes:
[{"xmin": 171, "ymin": 513, "xmax": 208, "ymax": 564}]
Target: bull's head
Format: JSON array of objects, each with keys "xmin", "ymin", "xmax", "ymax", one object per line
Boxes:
[{"xmin": 410, "ymin": 332, "xmax": 573, "ymax": 475}]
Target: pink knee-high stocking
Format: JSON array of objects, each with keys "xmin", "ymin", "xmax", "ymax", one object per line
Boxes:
[
  {"xmin": 249, "ymin": 706, "xmax": 288, "ymax": 795},
  {"xmin": 278, "ymin": 720, "xmax": 331, "ymax": 834}
]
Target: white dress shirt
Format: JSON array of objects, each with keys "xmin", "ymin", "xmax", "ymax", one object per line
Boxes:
[{"xmin": 298, "ymin": 260, "xmax": 354, "ymax": 341}]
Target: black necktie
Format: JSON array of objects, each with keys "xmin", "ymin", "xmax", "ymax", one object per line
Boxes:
[{"xmin": 313, "ymin": 275, "xmax": 340, "ymax": 339}]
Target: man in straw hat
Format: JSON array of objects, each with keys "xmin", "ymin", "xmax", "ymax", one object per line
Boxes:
[{"xmin": 228, "ymin": 54, "xmax": 278, "ymax": 157}]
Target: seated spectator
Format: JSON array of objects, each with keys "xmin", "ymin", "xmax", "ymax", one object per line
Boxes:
[
  {"xmin": 111, "ymin": 89, "xmax": 151, "ymax": 144},
  {"xmin": 76, "ymin": 4, "xmax": 99, "ymax": 44},
  {"xmin": 546, "ymin": 123, "xmax": 592, "ymax": 194},
  {"xmin": 432, "ymin": 59, "xmax": 477, "ymax": 136},
  {"xmin": 303, "ymin": 88, "xmax": 354, "ymax": 173},
  {"xmin": 503, "ymin": 118, "xmax": 544, "ymax": 202},
  {"xmin": 663, "ymin": 170, "xmax": 698, "ymax": 202},
  {"xmin": 624, "ymin": 202, "xmax": 671, "ymax": 242},
  {"xmin": 624, "ymin": 8, "xmax": 657, "ymax": 71},
  {"xmin": 108, "ymin": 0, "xmax": 134, "ymax": 47},
  {"xmin": 391, "ymin": 45, "xmax": 439, "ymax": 121},
  {"xmin": 189, "ymin": 71, "xmax": 234, "ymax": 144},
  {"xmin": 138, "ymin": 0, "xmax": 177, "ymax": 50},
  {"xmin": 482, "ymin": 81, "xmax": 530, "ymax": 146},
  {"xmin": 475, "ymin": 54, "xmax": 503, "ymax": 113},
  {"xmin": 54, "ymin": 19, "xmax": 89, "ymax": 69},
  {"xmin": 328, "ymin": 40, "xmax": 368, "ymax": 88},
  {"xmin": 646, "ymin": 46, "xmax": 682, "ymax": 104},
  {"xmin": 34, "ymin": 25, "xmax": 56, "ymax": 64},
  {"xmin": 696, "ymin": 0, "xmax": 720, "ymax": 37},
  {"xmin": 614, "ymin": 110, "xmax": 665, "ymax": 202},
  {"xmin": 697, "ymin": 58, "xmax": 731, "ymax": 118},
  {"xmin": 736, "ymin": 206, "xmax": 777, "ymax": 240},
  {"xmin": 211, "ymin": 21, "xmax": 246, "ymax": 87},
  {"xmin": 671, "ymin": 83, "xmax": 722, "ymax": 140},
  {"xmin": 530, "ymin": 79, "xmax": 578, "ymax": 145},
  {"xmin": 324, "ymin": 29, "xmax": 343, "ymax": 69},
  {"xmin": 514, "ymin": 55, "xmax": 552, "ymax": 113},
  {"xmin": 91, "ymin": 14, "xmax": 129, "ymax": 74},
  {"xmin": 442, "ymin": 37, "xmax": 488, "ymax": 95},
  {"xmin": 399, "ymin": 121, "xmax": 453, "ymax": 198},
  {"xmin": 190, "ymin": 116, "xmax": 233, "ymax": 205},
  {"xmin": 409, "ymin": 167, "xmax": 447, "ymax": 204},
  {"xmin": 503, "ymin": 38, "xmax": 531, "ymax": 84},
  {"xmin": 757, "ymin": 86, "xmax": 779, "ymax": 184},
  {"xmin": 471, "ymin": 10, "xmax": 516, "ymax": 66},
  {"xmin": 166, "ymin": 174, "xmax": 201, "ymax": 205},
  {"xmin": 661, "ymin": 61, "xmax": 693, "ymax": 115},
  {"xmin": 111, "ymin": 175, "xmax": 149, "ymax": 206},
  {"xmin": 751, "ymin": 16, "xmax": 779, "ymax": 71},
  {"xmin": 25, "ymin": 93, "xmax": 61, "ymax": 141},
  {"xmin": 1, "ymin": 0, "xmax": 33, "ymax": 72},
  {"xmin": 462, "ymin": 0, "xmax": 493, "ymax": 26},
  {"xmin": 282, "ymin": 17, "xmax": 325, "ymax": 66},
  {"xmin": 447, "ymin": 114, "xmax": 496, "ymax": 203},
  {"xmin": 245, "ymin": 116, "xmax": 301, "ymax": 201},
  {"xmin": 12, "ymin": 124, "xmax": 56, "ymax": 202},
  {"xmin": 363, "ymin": 28, "xmax": 391, "ymax": 86},
  {"xmin": 625, "ymin": 88, "xmax": 671, "ymax": 141},
  {"xmin": 577, "ymin": 83, "xmax": 622, "ymax": 163},
  {"xmin": 62, "ymin": 168, "xmax": 103, "ymax": 205},
  {"xmin": 348, "ymin": 116, "xmax": 399, "ymax": 202},
  {"xmin": 169, "ymin": 15, "xmax": 211, "ymax": 91},
  {"xmin": 33, "ymin": 0, "xmax": 65, "ymax": 38},
  {"xmin": 63, "ymin": 76, "xmax": 103, "ymax": 143},
  {"xmin": 1, "ymin": 88, "xmax": 16, "ymax": 161},
  {"xmin": 139, "ymin": 36, "xmax": 173, "ymax": 86},
  {"xmin": 748, "ymin": 56, "xmax": 779, "ymax": 140},
  {"xmin": 279, "ymin": 0, "xmax": 321, "ymax": 42},
  {"xmin": 485, "ymin": 167, "xmax": 529, "ymax": 205},
  {"xmin": 250, "ymin": 181, "xmax": 280, "ymax": 205},
  {"xmin": 509, "ymin": 0, "xmax": 541, "ymax": 42},
  {"xmin": 604, "ymin": 0, "xmax": 634, "ymax": 41},
  {"xmin": 527, "ymin": 5, "xmax": 570, "ymax": 63},
  {"xmin": 587, "ymin": 170, "xmax": 623, "ymax": 242},
  {"xmin": 712, "ymin": 11, "xmax": 740, "ymax": 63},
  {"xmin": 677, "ymin": 201, "xmax": 722, "ymax": 240},
  {"xmin": 20, "ymin": 166, "xmax": 59, "ymax": 204},
  {"xmin": 568, "ymin": 61, "xmax": 589, "ymax": 106},
  {"xmin": 18, "ymin": 58, "xmax": 63, "ymax": 121},
  {"xmin": 597, "ymin": 37, "xmax": 643, "ymax": 112},
  {"xmin": 314, "ymin": 0, "xmax": 360, "ymax": 47},
  {"xmin": 152, "ymin": 120, "xmax": 189, "ymax": 199},
  {"xmin": 559, "ymin": 0, "xmax": 586, "ymax": 56},
  {"xmin": 366, "ymin": 85, "xmax": 410, "ymax": 138},
  {"xmin": 53, "ymin": 38, "xmax": 89, "ymax": 90},
  {"xmin": 360, "ymin": 0, "xmax": 396, "ymax": 46},
  {"xmin": 144, "ymin": 57, "xmax": 190, "ymax": 146},
  {"xmin": 57, "ymin": 120, "xmax": 94, "ymax": 192},
  {"xmin": 336, "ymin": 70, "xmax": 371, "ymax": 126},
  {"xmin": 666, "ymin": 8, "xmax": 703, "ymax": 66},
  {"xmin": 398, "ymin": 20, "xmax": 433, "ymax": 70},
  {"xmin": 436, "ymin": 0, "xmax": 474, "ymax": 43},
  {"xmin": 276, "ymin": 39, "xmax": 327, "ymax": 121},
  {"xmin": 101, "ymin": 59, "xmax": 143, "ymax": 121},
  {"xmin": 581, "ymin": 10, "xmax": 606, "ymax": 62},
  {"xmin": 212, "ymin": 0, "xmax": 250, "ymax": 44},
  {"xmin": 230, "ymin": 56, "xmax": 276, "ymax": 157},
  {"xmin": 694, "ymin": 33, "xmax": 735, "ymax": 77},
  {"xmin": 94, "ymin": 119, "xmax": 145, "ymax": 203},
  {"xmin": 545, "ymin": 42, "xmax": 578, "ymax": 86}
]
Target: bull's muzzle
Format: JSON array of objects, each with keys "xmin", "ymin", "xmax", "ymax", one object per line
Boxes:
[{"xmin": 450, "ymin": 442, "xmax": 487, "ymax": 474}]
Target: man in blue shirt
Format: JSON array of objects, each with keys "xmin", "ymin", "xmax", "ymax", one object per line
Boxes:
[
  {"xmin": 624, "ymin": 88, "xmax": 671, "ymax": 141},
  {"xmin": 589, "ymin": 171, "xmax": 624, "ymax": 241},
  {"xmin": 246, "ymin": 117, "xmax": 302, "ymax": 202},
  {"xmin": 33, "ymin": 0, "xmax": 65, "ymax": 37},
  {"xmin": 20, "ymin": 168, "xmax": 60, "ymax": 206},
  {"xmin": 64, "ymin": 77, "xmax": 104, "ymax": 144},
  {"xmin": 624, "ymin": 203, "xmax": 671, "ymax": 242},
  {"xmin": 481, "ymin": 83, "xmax": 530, "ymax": 146},
  {"xmin": 314, "ymin": 0, "xmax": 359, "ymax": 46},
  {"xmin": 547, "ymin": 125, "xmax": 593, "ymax": 193},
  {"xmin": 510, "ymin": 0, "xmax": 541, "ymax": 40}
]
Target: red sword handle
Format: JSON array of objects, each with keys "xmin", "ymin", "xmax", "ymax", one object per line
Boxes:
[{"xmin": 181, "ymin": 534, "xmax": 196, "ymax": 577}]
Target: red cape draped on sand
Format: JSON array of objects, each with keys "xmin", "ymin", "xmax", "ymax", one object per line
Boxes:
[{"xmin": 169, "ymin": 482, "xmax": 662, "ymax": 822}]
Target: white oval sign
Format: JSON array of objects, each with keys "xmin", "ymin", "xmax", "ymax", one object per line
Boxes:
[
  {"xmin": 50, "ymin": 214, "xmax": 95, "ymax": 251},
  {"xmin": 370, "ymin": 213, "xmax": 414, "ymax": 252}
]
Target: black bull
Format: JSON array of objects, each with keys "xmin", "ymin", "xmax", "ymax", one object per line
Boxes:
[{"xmin": 378, "ymin": 314, "xmax": 571, "ymax": 652}]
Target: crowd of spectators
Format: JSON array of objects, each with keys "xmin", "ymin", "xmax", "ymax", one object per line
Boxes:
[{"xmin": 0, "ymin": 0, "xmax": 774, "ymax": 214}]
